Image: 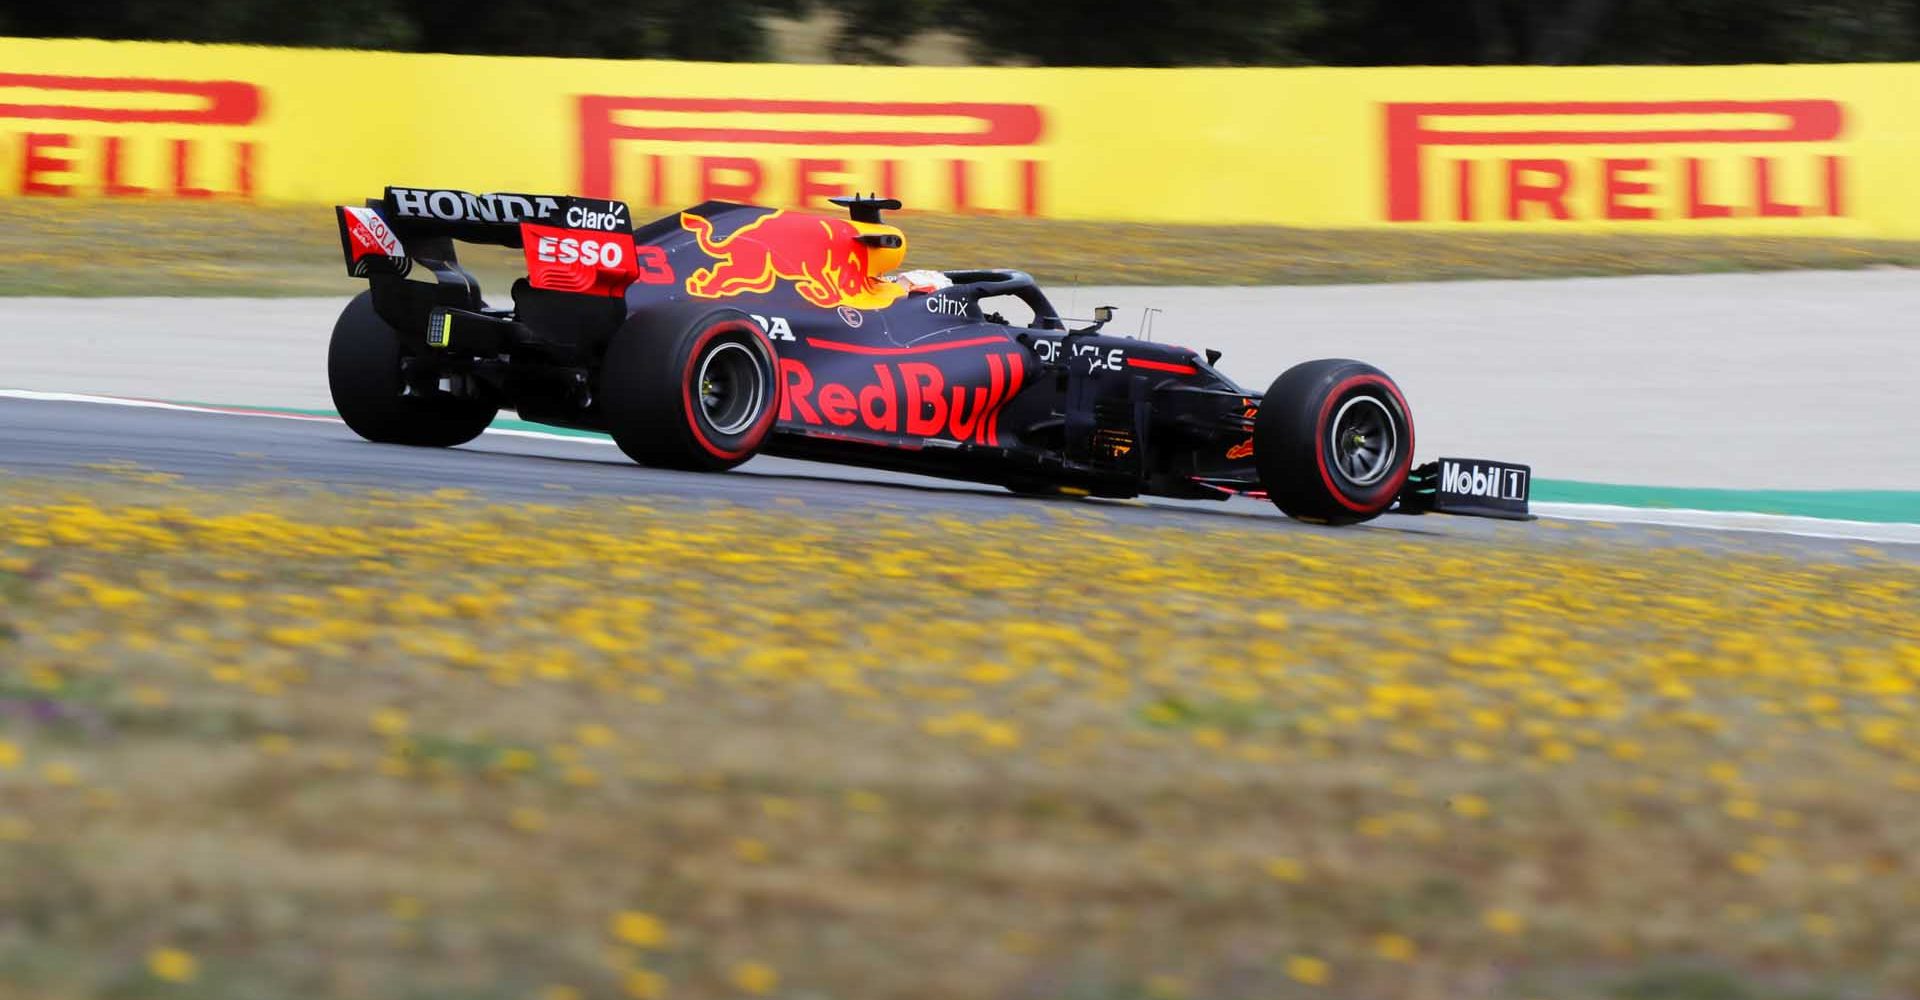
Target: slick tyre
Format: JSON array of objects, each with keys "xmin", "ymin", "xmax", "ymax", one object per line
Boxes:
[
  {"xmin": 1254, "ymin": 359, "xmax": 1414, "ymax": 525},
  {"xmin": 602, "ymin": 308, "xmax": 780, "ymax": 471},
  {"xmin": 328, "ymin": 291, "xmax": 498, "ymax": 447}
]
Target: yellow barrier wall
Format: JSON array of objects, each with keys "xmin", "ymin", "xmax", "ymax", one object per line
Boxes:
[{"xmin": 3, "ymin": 37, "xmax": 1918, "ymax": 234}]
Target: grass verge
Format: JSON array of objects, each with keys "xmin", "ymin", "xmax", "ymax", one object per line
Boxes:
[
  {"xmin": 6, "ymin": 201, "xmax": 1920, "ymax": 295},
  {"xmin": 0, "ymin": 479, "xmax": 1916, "ymax": 1000}
]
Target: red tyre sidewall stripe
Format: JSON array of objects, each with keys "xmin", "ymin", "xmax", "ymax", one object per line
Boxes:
[
  {"xmin": 680, "ymin": 319, "xmax": 780, "ymax": 462},
  {"xmin": 1313, "ymin": 373, "xmax": 1415, "ymax": 514}
]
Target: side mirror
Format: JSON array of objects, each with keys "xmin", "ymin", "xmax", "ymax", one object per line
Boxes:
[{"xmin": 1093, "ymin": 305, "xmax": 1114, "ymax": 324}]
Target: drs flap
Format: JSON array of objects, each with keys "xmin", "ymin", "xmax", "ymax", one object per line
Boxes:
[{"xmin": 383, "ymin": 187, "xmax": 633, "ymax": 246}]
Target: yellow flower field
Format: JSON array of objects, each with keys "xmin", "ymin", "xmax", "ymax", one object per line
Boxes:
[{"xmin": 0, "ymin": 480, "xmax": 1915, "ymax": 1000}]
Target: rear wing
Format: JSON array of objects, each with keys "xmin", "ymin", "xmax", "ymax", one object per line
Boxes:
[
  {"xmin": 336, "ymin": 186, "xmax": 639, "ymax": 291},
  {"xmin": 336, "ymin": 186, "xmax": 647, "ymax": 354}
]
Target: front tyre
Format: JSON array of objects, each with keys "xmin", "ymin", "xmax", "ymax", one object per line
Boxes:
[
  {"xmin": 601, "ymin": 308, "xmax": 780, "ymax": 471},
  {"xmin": 1253, "ymin": 359, "xmax": 1414, "ymax": 525},
  {"xmin": 327, "ymin": 291, "xmax": 498, "ymax": 447}
]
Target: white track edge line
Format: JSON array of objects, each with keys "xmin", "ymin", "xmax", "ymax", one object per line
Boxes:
[
  {"xmin": 1530, "ymin": 502, "xmax": 1920, "ymax": 545},
  {"xmin": 5, "ymin": 388, "xmax": 1915, "ymax": 543},
  {"xmin": 0, "ymin": 388, "xmax": 338, "ymax": 420},
  {"xmin": 481, "ymin": 427, "xmax": 617, "ymax": 446},
  {"xmin": 0, "ymin": 388, "xmax": 617, "ymax": 445}
]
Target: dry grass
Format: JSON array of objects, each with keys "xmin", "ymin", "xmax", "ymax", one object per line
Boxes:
[
  {"xmin": 4, "ymin": 200, "xmax": 1920, "ymax": 296},
  {"xmin": 1, "ymin": 478, "xmax": 1917, "ymax": 1000}
]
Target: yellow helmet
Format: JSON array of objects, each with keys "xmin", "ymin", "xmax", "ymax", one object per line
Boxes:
[{"xmin": 851, "ymin": 221, "xmax": 907, "ymax": 275}]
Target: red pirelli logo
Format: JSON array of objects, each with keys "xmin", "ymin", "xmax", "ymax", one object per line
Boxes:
[
  {"xmin": 580, "ymin": 97, "xmax": 1046, "ymax": 215},
  {"xmin": 1384, "ymin": 100, "xmax": 1847, "ymax": 223},
  {"xmin": 1, "ymin": 72, "xmax": 263, "ymax": 198}
]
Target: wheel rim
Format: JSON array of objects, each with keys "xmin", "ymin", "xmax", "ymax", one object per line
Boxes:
[
  {"xmin": 1328, "ymin": 394, "xmax": 1397, "ymax": 487},
  {"xmin": 693, "ymin": 340, "xmax": 767, "ymax": 437}
]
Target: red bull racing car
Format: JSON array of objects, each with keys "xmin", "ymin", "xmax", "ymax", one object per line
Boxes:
[{"xmin": 331, "ymin": 188, "xmax": 1530, "ymax": 524}]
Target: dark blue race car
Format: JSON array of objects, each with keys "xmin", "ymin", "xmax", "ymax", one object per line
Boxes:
[{"xmin": 331, "ymin": 188, "xmax": 1528, "ymax": 524}]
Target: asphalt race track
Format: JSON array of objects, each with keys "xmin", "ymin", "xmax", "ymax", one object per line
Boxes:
[
  {"xmin": 2, "ymin": 396, "xmax": 1912, "ymax": 562},
  {"xmin": 8, "ymin": 271, "xmax": 1920, "ymax": 490}
]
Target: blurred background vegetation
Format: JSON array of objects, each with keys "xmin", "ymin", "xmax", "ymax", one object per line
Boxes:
[{"xmin": 6, "ymin": 0, "xmax": 1920, "ymax": 65}]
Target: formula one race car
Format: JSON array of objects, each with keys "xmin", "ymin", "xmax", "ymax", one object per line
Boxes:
[{"xmin": 331, "ymin": 188, "xmax": 1530, "ymax": 524}]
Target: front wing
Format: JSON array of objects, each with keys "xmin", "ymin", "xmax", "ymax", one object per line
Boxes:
[{"xmin": 1396, "ymin": 457, "xmax": 1533, "ymax": 520}]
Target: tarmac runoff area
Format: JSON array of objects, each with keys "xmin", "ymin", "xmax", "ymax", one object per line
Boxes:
[
  {"xmin": 1, "ymin": 393, "xmax": 1914, "ymax": 558},
  {"xmin": 0, "ymin": 269, "xmax": 1916, "ymax": 534}
]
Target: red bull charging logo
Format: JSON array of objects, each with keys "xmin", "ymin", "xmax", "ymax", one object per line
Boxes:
[{"xmin": 681, "ymin": 209, "xmax": 896, "ymax": 309}]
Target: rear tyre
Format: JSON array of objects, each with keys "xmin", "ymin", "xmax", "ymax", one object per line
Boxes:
[
  {"xmin": 601, "ymin": 308, "xmax": 780, "ymax": 471},
  {"xmin": 327, "ymin": 291, "xmax": 497, "ymax": 447},
  {"xmin": 1253, "ymin": 359, "xmax": 1414, "ymax": 525}
]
